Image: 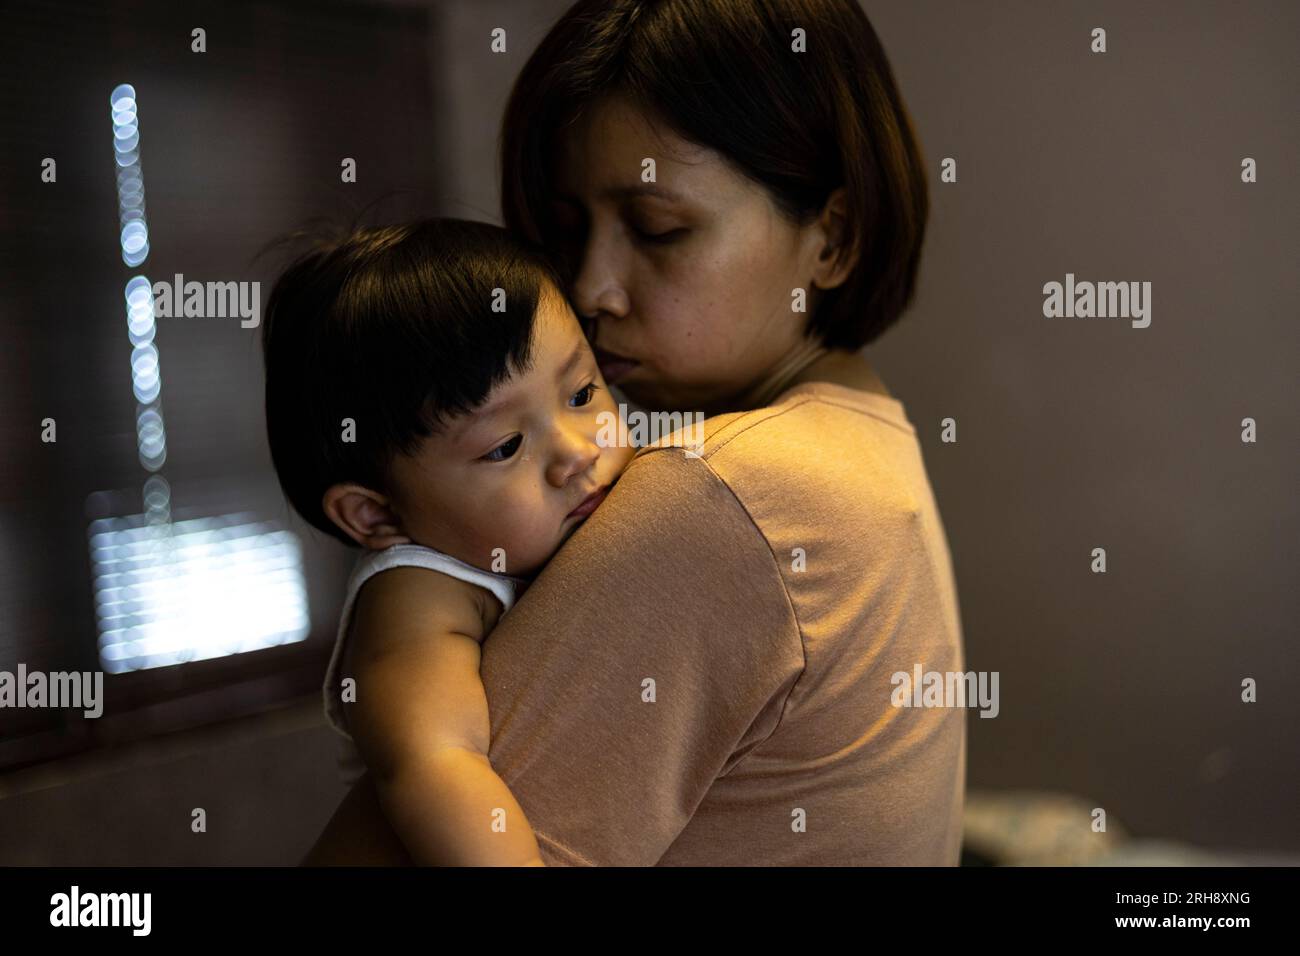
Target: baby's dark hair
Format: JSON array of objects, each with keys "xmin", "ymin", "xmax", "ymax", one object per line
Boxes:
[{"xmin": 261, "ymin": 218, "xmax": 562, "ymax": 546}]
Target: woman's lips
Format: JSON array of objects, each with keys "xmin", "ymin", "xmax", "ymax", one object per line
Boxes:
[
  {"xmin": 592, "ymin": 345, "xmax": 639, "ymax": 385},
  {"xmin": 566, "ymin": 485, "xmax": 609, "ymax": 521}
]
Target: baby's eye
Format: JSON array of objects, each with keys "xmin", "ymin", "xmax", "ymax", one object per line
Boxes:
[
  {"xmin": 482, "ymin": 435, "xmax": 522, "ymax": 462},
  {"xmin": 569, "ymin": 382, "xmax": 599, "ymax": 407}
]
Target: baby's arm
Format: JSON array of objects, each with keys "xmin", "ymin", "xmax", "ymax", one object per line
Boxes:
[{"xmin": 344, "ymin": 566, "xmax": 544, "ymax": 866}]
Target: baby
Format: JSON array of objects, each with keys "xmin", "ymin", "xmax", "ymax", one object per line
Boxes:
[{"xmin": 261, "ymin": 219, "xmax": 635, "ymax": 865}]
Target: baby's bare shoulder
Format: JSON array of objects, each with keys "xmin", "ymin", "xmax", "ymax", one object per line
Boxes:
[{"xmin": 351, "ymin": 565, "xmax": 497, "ymax": 660}]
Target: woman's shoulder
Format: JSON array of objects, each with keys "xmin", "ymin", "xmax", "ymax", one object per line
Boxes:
[
  {"xmin": 633, "ymin": 382, "xmax": 915, "ymax": 474},
  {"xmin": 623, "ymin": 382, "xmax": 932, "ymax": 538}
]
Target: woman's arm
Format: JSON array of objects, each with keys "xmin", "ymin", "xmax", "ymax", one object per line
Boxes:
[
  {"xmin": 343, "ymin": 567, "xmax": 544, "ymax": 866},
  {"xmin": 479, "ymin": 446, "xmax": 805, "ymax": 865}
]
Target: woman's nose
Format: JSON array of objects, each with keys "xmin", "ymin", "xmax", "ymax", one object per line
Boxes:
[{"xmin": 570, "ymin": 233, "xmax": 631, "ymax": 324}]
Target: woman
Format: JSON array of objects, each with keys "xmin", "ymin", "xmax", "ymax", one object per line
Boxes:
[{"xmin": 307, "ymin": 0, "xmax": 965, "ymax": 866}]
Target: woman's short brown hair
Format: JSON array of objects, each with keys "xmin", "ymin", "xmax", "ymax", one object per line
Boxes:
[{"xmin": 500, "ymin": 0, "xmax": 929, "ymax": 350}]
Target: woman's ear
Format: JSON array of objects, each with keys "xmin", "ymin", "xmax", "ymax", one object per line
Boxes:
[
  {"xmin": 807, "ymin": 187, "xmax": 858, "ymax": 291},
  {"xmin": 321, "ymin": 483, "xmax": 410, "ymax": 550}
]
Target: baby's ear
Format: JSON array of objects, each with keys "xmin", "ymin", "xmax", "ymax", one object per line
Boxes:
[{"xmin": 321, "ymin": 484, "xmax": 409, "ymax": 550}]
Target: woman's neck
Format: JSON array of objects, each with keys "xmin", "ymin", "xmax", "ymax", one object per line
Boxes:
[
  {"xmin": 710, "ymin": 340, "xmax": 892, "ymax": 415},
  {"xmin": 711, "ymin": 337, "xmax": 830, "ymax": 415},
  {"xmin": 785, "ymin": 347, "xmax": 893, "ymax": 399}
]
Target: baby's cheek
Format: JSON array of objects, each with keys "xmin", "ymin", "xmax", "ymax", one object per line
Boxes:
[
  {"xmin": 611, "ymin": 442, "xmax": 636, "ymax": 473},
  {"xmin": 481, "ymin": 488, "xmax": 561, "ymax": 575},
  {"xmin": 455, "ymin": 524, "xmax": 507, "ymax": 571},
  {"xmin": 447, "ymin": 497, "xmax": 512, "ymax": 568}
]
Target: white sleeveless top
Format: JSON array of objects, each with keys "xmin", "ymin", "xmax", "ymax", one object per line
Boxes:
[{"xmin": 322, "ymin": 544, "xmax": 523, "ymax": 785}]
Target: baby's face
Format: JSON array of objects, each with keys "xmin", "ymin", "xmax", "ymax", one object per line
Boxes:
[{"xmin": 386, "ymin": 286, "xmax": 635, "ymax": 576}]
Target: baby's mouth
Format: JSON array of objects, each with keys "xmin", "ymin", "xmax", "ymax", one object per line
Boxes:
[{"xmin": 566, "ymin": 484, "xmax": 610, "ymax": 521}]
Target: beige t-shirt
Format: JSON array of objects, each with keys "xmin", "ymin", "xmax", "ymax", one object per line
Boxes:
[{"xmin": 479, "ymin": 380, "xmax": 967, "ymax": 865}]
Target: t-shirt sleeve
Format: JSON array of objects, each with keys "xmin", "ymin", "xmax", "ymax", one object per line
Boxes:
[{"xmin": 478, "ymin": 447, "xmax": 806, "ymax": 866}]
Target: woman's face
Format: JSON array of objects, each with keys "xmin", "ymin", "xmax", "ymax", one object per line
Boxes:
[{"xmin": 552, "ymin": 95, "xmax": 829, "ymax": 413}]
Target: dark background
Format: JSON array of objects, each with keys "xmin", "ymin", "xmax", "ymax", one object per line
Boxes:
[{"xmin": 0, "ymin": 0, "xmax": 1295, "ymax": 864}]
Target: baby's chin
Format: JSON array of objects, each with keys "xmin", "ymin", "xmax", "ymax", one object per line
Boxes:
[
  {"xmin": 491, "ymin": 528, "xmax": 576, "ymax": 581},
  {"xmin": 466, "ymin": 490, "xmax": 621, "ymax": 579},
  {"xmin": 523, "ymin": 513, "xmax": 597, "ymax": 572},
  {"xmin": 549, "ymin": 517, "xmax": 587, "ymax": 555}
]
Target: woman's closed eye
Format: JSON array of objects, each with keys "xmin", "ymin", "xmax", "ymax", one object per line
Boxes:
[
  {"xmin": 630, "ymin": 223, "xmax": 687, "ymax": 245},
  {"xmin": 481, "ymin": 434, "xmax": 522, "ymax": 462},
  {"xmin": 625, "ymin": 206, "xmax": 688, "ymax": 245}
]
